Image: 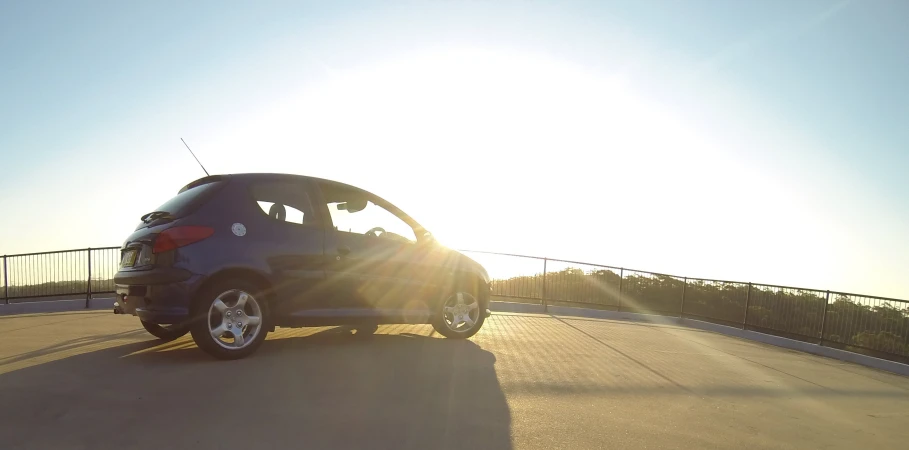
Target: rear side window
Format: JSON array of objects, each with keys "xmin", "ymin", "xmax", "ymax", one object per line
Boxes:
[{"xmin": 249, "ymin": 181, "xmax": 315, "ymax": 226}]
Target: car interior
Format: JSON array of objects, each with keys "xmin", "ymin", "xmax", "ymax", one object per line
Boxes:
[{"xmin": 318, "ymin": 182, "xmax": 417, "ymax": 245}]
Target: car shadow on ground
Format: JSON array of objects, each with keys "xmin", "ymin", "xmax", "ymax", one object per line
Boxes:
[{"xmin": 0, "ymin": 326, "xmax": 513, "ymax": 450}]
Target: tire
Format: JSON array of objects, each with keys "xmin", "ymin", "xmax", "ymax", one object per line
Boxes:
[
  {"xmin": 141, "ymin": 320, "xmax": 189, "ymax": 341},
  {"xmin": 431, "ymin": 282, "xmax": 487, "ymax": 339},
  {"xmin": 189, "ymin": 279, "xmax": 269, "ymax": 360}
]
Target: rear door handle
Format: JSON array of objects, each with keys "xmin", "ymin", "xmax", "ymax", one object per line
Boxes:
[{"xmin": 337, "ymin": 246, "xmax": 351, "ymax": 256}]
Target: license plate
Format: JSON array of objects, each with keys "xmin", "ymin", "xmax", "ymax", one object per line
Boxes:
[{"xmin": 121, "ymin": 250, "xmax": 137, "ymax": 268}]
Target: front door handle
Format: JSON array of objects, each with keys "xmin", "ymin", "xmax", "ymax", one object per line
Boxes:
[{"xmin": 337, "ymin": 246, "xmax": 351, "ymax": 256}]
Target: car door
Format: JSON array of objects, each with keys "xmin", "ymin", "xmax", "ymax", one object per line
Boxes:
[
  {"xmin": 314, "ymin": 181, "xmax": 430, "ymax": 319},
  {"xmin": 246, "ymin": 179, "xmax": 328, "ymax": 318}
]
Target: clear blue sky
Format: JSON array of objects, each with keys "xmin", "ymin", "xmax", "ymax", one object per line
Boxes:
[{"xmin": 1, "ymin": 0, "xmax": 908, "ymax": 298}]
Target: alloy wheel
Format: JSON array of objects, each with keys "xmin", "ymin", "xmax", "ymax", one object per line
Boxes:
[
  {"xmin": 207, "ymin": 289, "xmax": 263, "ymax": 350},
  {"xmin": 442, "ymin": 292, "xmax": 480, "ymax": 332}
]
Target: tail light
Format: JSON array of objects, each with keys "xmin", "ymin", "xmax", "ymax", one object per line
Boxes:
[{"xmin": 153, "ymin": 226, "xmax": 215, "ymax": 253}]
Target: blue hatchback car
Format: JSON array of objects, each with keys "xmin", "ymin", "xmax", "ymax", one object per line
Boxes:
[{"xmin": 113, "ymin": 173, "xmax": 491, "ymax": 359}]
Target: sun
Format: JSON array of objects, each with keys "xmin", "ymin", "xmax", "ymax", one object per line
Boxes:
[{"xmin": 203, "ymin": 45, "xmax": 822, "ymax": 283}]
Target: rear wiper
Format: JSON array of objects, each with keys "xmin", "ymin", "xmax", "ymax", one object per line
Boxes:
[{"xmin": 140, "ymin": 211, "xmax": 174, "ymax": 224}]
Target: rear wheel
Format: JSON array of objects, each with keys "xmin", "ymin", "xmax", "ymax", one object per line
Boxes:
[
  {"xmin": 432, "ymin": 286, "xmax": 486, "ymax": 339},
  {"xmin": 189, "ymin": 280, "xmax": 269, "ymax": 360},
  {"xmin": 141, "ymin": 320, "xmax": 189, "ymax": 341}
]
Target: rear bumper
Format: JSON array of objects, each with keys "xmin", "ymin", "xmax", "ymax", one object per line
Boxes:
[
  {"xmin": 114, "ymin": 302, "xmax": 188, "ymax": 322},
  {"xmin": 114, "ymin": 270, "xmax": 201, "ymax": 325},
  {"xmin": 113, "ymin": 267, "xmax": 192, "ymax": 285}
]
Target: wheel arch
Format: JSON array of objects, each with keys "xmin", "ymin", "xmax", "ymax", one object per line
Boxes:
[
  {"xmin": 190, "ymin": 267, "xmax": 275, "ymax": 316},
  {"xmin": 438, "ymin": 270, "xmax": 490, "ymax": 307}
]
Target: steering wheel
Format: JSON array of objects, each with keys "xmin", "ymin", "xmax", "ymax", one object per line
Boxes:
[{"xmin": 364, "ymin": 227, "xmax": 386, "ymax": 237}]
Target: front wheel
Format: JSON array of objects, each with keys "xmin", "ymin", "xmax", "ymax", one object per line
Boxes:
[
  {"xmin": 431, "ymin": 289, "xmax": 486, "ymax": 339},
  {"xmin": 189, "ymin": 280, "xmax": 269, "ymax": 360},
  {"xmin": 141, "ymin": 320, "xmax": 189, "ymax": 341}
]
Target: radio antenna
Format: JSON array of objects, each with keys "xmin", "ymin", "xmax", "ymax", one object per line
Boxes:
[{"xmin": 180, "ymin": 138, "xmax": 210, "ymax": 176}]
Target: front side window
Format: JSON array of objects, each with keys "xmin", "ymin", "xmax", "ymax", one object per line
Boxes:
[{"xmin": 319, "ymin": 183, "xmax": 416, "ymax": 244}]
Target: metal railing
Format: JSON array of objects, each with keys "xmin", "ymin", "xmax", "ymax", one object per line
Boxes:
[
  {"xmin": 1, "ymin": 247, "xmax": 120, "ymax": 307},
  {"xmin": 461, "ymin": 250, "xmax": 909, "ymax": 364},
  {"xmin": 1, "ymin": 246, "xmax": 907, "ymax": 364}
]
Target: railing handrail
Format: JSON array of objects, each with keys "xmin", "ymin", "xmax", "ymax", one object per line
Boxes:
[
  {"xmin": 459, "ymin": 249, "xmax": 548, "ymax": 261},
  {"xmin": 4, "ymin": 246, "xmax": 907, "ymax": 305},
  {"xmin": 747, "ymin": 283, "xmax": 828, "ymax": 295},
  {"xmin": 1, "ymin": 247, "xmax": 122, "ymax": 305},
  {"xmin": 4, "ymin": 246, "xmax": 119, "ymax": 258},
  {"xmin": 683, "ymin": 277, "xmax": 750, "ymax": 286},
  {"xmin": 827, "ymin": 290, "xmax": 909, "ymax": 305},
  {"xmin": 460, "ymin": 249, "xmax": 909, "ymax": 305},
  {"xmin": 460, "ymin": 250, "xmax": 687, "ymax": 279},
  {"xmin": 2, "ymin": 245, "xmax": 907, "ymax": 362}
]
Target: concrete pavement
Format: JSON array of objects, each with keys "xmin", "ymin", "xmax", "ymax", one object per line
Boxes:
[{"xmin": 1, "ymin": 310, "xmax": 908, "ymax": 449}]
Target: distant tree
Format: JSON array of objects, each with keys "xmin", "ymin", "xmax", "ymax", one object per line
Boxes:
[{"xmin": 488, "ymin": 268, "xmax": 909, "ymax": 360}]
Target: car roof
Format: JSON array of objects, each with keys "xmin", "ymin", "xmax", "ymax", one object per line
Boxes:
[{"xmin": 181, "ymin": 173, "xmax": 361, "ymax": 193}]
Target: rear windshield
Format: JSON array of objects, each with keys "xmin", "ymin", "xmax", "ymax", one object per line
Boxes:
[{"xmin": 136, "ymin": 180, "xmax": 224, "ymax": 228}]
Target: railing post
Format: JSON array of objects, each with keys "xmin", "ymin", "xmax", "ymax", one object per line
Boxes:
[
  {"xmin": 617, "ymin": 268, "xmax": 624, "ymax": 312},
  {"xmin": 85, "ymin": 248, "xmax": 92, "ymax": 309},
  {"xmin": 541, "ymin": 257, "xmax": 548, "ymax": 313},
  {"xmin": 679, "ymin": 277, "xmax": 687, "ymax": 318},
  {"xmin": 2, "ymin": 255, "xmax": 8, "ymax": 305},
  {"xmin": 742, "ymin": 283, "xmax": 752, "ymax": 330},
  {"xmin": 819, "ymin": 290, "xmax": 830, "ymax": 346}
]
